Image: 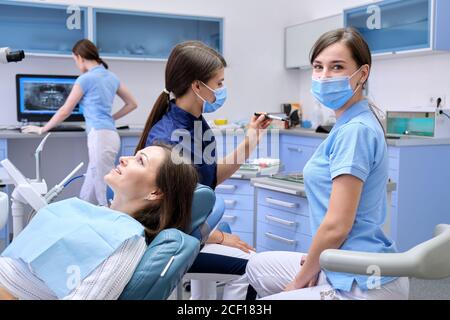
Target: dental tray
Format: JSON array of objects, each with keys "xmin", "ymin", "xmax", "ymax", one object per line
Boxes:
[{"xmin": 270, "ymin": 173, "xmax": 304, "ymax": 184}]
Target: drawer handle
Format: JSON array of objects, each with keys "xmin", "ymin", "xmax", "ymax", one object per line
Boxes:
[
  {"xmin": 222, "ymin": 215, "xmax": 237, "ymax": 222},
  {"xmin": 265, "ymin": 197, "xmax": 298, "ymax": 209},
  {"xmin": 224, "ymin": 200, "xmax": 237, "ymax": 207},
  {"xmin": 216, "ymin": 185, "xmax": 237, "ymax": 192},
  {"xmin": 265, "ymin": 215, "xmax": 296, "ymax": 227},
  {"xmin": 287, "ymin": 147, "xmax": 303, "ymax": 153},
  {"xmin": 265, "ymin": 232, "xmax": 296, "ymax": 245}
]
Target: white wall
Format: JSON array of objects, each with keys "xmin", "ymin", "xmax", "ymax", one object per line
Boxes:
[
  {"xmin": 0, "ymin": 0, "xmax": 308, "ymax": 127},
  {"xmin": 294, "ymin": 0, "xmax": 450, "ymax": 125}
]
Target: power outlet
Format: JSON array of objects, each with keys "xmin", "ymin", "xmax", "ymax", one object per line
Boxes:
[{"xmin": 429, "ymin": 95, "xmax": 446, "ymax": 109}]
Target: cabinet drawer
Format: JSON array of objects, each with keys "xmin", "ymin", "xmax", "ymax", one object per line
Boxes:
[
  {"xmin": 234, "ymin": 231, "xmax": 254, "ymax": 247},
  {"xmin": 257, "ymin": 205, "xmax": 311, "ymax": 236},
  {"xmin": 220, "ymin": 209, "xmax": 254, "ymax": 233},
  {"xmin": 280, "ymin": 143, "xmax": 315, "ymax": 173},
  {"xmin": 121, "ymin": 137, "xmax": 139, "ymax": 148},
  {"xmin": 121, "ymin": 146, "xmax": 137, "ymax": 157},
  {"xmin": 215, "ymin": 179, "xmax": 253, "ymax": 195},
  {"xmin": 221, "ymin": 194, "xmax": 253, "ymax": 211},
  {"xmin": 257, "ymin": 189, "xmax": 308, "ymax": 216},
  {"xmin": 256, "ymin": 221, "xmax": 312, "ymax": 253}
]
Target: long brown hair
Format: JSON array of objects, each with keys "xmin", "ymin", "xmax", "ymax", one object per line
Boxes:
[
  {"xmin": 310, "ymin": 27, "xmax": 385, "ymax": 131},
  {"xmin": 135, "ymin": 41, "xmax": 227, "ymax": 153},
  {"xmin": 133, "ymin": 144, "xmax": 198, "ymax": 242},
  {"xmin": 72, "ymin": 39, "xmax": 109, "ymax": 69}
]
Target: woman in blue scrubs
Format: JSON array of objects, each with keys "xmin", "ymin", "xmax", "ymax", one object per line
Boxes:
[
  {"xmin": 22, "ymin": 39, "xmax": 138, "ymax": 206},
  {"xmin": 245, "ymin": 28, "xmax": 409, "ymax": 300},
  {"xmin": 136, "ymin": 41, "xmax": 271, "ymax": 299}
]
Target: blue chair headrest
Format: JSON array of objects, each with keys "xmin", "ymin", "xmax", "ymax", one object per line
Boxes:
[
  {"xmin": 190, "ymin": 196, "xmax": 225, "ymax": 244},
  {"xmin": 189, "ymin": 184, "xmax": 216, "ymax": 234},
  {"xmin": 119, "ymin": 229, "xmax": 200, "ymax": 300}
]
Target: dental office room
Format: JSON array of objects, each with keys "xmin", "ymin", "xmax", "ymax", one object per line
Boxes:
[{"xmin": 0, "ymin": 0, "xmax": 450, "ymax": 306}]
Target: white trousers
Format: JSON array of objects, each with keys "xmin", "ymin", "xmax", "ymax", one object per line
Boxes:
[
  {"xmin": 80, "ymin": 129, "xmax": 120, "ymax": 206},
  {"xmin": 190, "ymin": 244, "xmax": 254, "ymax": 300},
  {"xmin": 246, "ymin": 251, "xmax": 410, "ymax": 300}
]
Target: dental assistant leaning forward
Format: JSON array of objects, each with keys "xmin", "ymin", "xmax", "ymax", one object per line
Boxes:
[
  {"xmin": 246, "ymin": 28, "xmax": 409, "ymax": 300},
  {"xmin": 22, "ymin": 39, "xmax": 138, "ymax": 206},
  {"xmin": 136, "ymin": 41, "xmax": 272, "ymax": 300}
]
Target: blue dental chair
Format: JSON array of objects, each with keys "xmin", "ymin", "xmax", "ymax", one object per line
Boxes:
[{"xmin": 119, "ymin": 185, "xmax": 225, "ymax": 300}]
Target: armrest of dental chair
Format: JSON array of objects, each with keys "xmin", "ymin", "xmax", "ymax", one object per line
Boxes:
[
  {"xmin": 119, "ymin": 228, "xmax": 200, "ymax": 300},
  {"xmin": 319, "ymin": 224, "xmax": 450, "ymax": 280},
  {"xmin": 0, "ymin": 192, "xmax": 8, "ymax": 231}
]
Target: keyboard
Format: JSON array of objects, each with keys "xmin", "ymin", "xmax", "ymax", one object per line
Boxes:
[{"xmin": 49, "ymin": 125, "xmax": 85, "ymax": 132}]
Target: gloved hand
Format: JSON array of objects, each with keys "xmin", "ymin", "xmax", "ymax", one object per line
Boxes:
[{"xmin": 21, "ymin": 125, "xmax": 44, "ymax": 135}]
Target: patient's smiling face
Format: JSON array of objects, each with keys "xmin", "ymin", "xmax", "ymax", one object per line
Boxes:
[{"xmin": 105, "ymin": 146, "xmax": 166, "ymax": 202}]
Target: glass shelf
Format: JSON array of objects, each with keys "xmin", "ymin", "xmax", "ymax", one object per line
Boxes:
[
  {"xmin": 94, "ymin": 9, "xmax": 223, "ymax": 59},
  {"xmin": 0, "ymin": 1, "xmax": 87, "ymax": 55}
]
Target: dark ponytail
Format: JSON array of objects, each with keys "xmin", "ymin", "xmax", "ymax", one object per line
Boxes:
[
  {"xmin": 72, "ymin": 39, "xmax": 109, "ymax": 69},
  {"xmin": 135, "ymin": 41, "xmax": 227, "ymax": 154}
]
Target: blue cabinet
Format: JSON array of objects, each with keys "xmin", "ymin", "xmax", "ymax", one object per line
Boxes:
[
  {"xmin": 215, "ymin": 179, "xmax": 255, "ymax": 246},
  {"xmin": 0, "ymin": 0, "xmax": 87, "ymax": 55},
  {"xmin": 387, "ymin": 145, "xmax": 450, "ymax": 252},
  {"xmin": 279, "ymin": 134, "xmax": 321, "ymax": 173},
  {"xmin": 93, "ymin": 8, "xmax": 223, "ymax": 59},
  {"xmin": 254, "ymin": 188, "xmax": 312, "ymax": 253},
  {"xmin": 344, "ymin": 0, "xmax": 450, "ymax": 55},
  {"xmin": 120, "ymin": 137, "xmax": 139, "ymax": 157}
]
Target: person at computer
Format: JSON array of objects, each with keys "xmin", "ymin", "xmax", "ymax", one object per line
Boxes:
[{"xmin": 22, "ymin": 39, "xmax": 138, "ymax": 206}]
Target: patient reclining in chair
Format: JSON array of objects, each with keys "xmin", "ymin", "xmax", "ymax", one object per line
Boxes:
[{"xmin": 0, "ymin": 144, "xmax": 198, "ymax": 300}]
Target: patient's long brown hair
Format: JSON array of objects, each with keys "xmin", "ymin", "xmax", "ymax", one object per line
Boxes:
[{"xmin": 133, "ymin": 144, "xmax": 198, "ymax": 242}]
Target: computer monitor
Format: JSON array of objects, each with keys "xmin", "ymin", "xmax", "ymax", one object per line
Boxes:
[{"xmin": 16, "ymin": 74, "xmax": 84, "ymax": 123}]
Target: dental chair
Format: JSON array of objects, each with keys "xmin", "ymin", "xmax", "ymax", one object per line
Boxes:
[
  {"xmin": 320, "ymin": 224, "xmax": 450, "ymax": 298},
  {"xmin": 119, "ymin": 184, "xmax": 221, "ymax": 300}
]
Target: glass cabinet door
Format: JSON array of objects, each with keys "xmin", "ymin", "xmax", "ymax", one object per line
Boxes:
[
  {"xmin": 345, "ymin": 0, "xmax": 431, "ymax": 54},
  {"xmin": 0, "ymin": 1, "xmax": 87, "ymax": 55},
  {"xmin": 94, "ymin": 9, "xmax": 223, "ymax": 59}
]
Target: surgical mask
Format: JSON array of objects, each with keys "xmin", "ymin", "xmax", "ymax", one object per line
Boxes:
[
  {"xmin": 311, "ymin": 67, "xmax": 363, "ymax": 110},
  {"xmin": 195, "ymin": 82, "xmax": 227, "ymax": 113}
]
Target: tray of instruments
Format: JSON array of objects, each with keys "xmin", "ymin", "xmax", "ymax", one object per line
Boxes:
[{"xmin": 270, "ymin": 172, "xmax": 304, "ymax": 184}]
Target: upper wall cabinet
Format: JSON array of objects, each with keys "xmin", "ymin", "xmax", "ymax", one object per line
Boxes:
[
  {"xmin": 93, "ymin": 9, "xmax": 223, "ymax": 60},
  {"xmin": 344, "ymin": 0, "xmax": 450, "ymax": 55},
  {"xmin": 285, "ymin": 14, "xmax": 343, "ymax": 69},
  {"xmin": 0, "ymin": 0, "xmax": 87, "ymax": 55}
]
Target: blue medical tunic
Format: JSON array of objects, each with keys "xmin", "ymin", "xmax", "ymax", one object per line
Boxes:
[
  {"xmin": 145, "ymin": 101, "xmax": 218, "ymax": 189},
  {"xmin": 303, "ymin": 99, "xmax": 397, "ymax": 292},
  {"xmin": 75, "ymin": 65, "xmax": 120, "ymax": 133}
]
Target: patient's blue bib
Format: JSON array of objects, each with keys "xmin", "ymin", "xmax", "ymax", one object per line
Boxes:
[{"xmin": 1, "ymin": 198, "xmax": 144, "ymax": 298}]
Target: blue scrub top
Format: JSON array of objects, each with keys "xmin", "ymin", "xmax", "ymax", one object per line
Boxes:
[
  {"xmin": 75, "ymin": 65, "xmax": 120, "ymax": 132},
  {"xmin": 145, "ymin": 101, "xmax": 218, "ymax": 189},
  {"xmin": 303, "ymin": 99, "xmax": 397, "ymax": 292}
]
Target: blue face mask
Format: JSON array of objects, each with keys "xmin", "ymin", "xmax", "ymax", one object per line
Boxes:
[
  {"xmin": 311, "ymin": 67, "xmax": 363, "ymax": 110},
  {"xmin": 195, "ymin": 82, "xmax": 227, "ymax": 113}
]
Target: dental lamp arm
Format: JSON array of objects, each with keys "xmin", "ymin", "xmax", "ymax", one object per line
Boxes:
[
  {"xmin": 35, "ymin": 133, "xmax": 52, "ymax": 182},
  {"xmin": 319, "ymin": 224, "xmax": 450, "ymax": 280}
]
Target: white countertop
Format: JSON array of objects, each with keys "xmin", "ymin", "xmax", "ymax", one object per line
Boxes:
[{"xmin": 1, "ymin": 127, "xmax": 449, "ymax": 146}]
